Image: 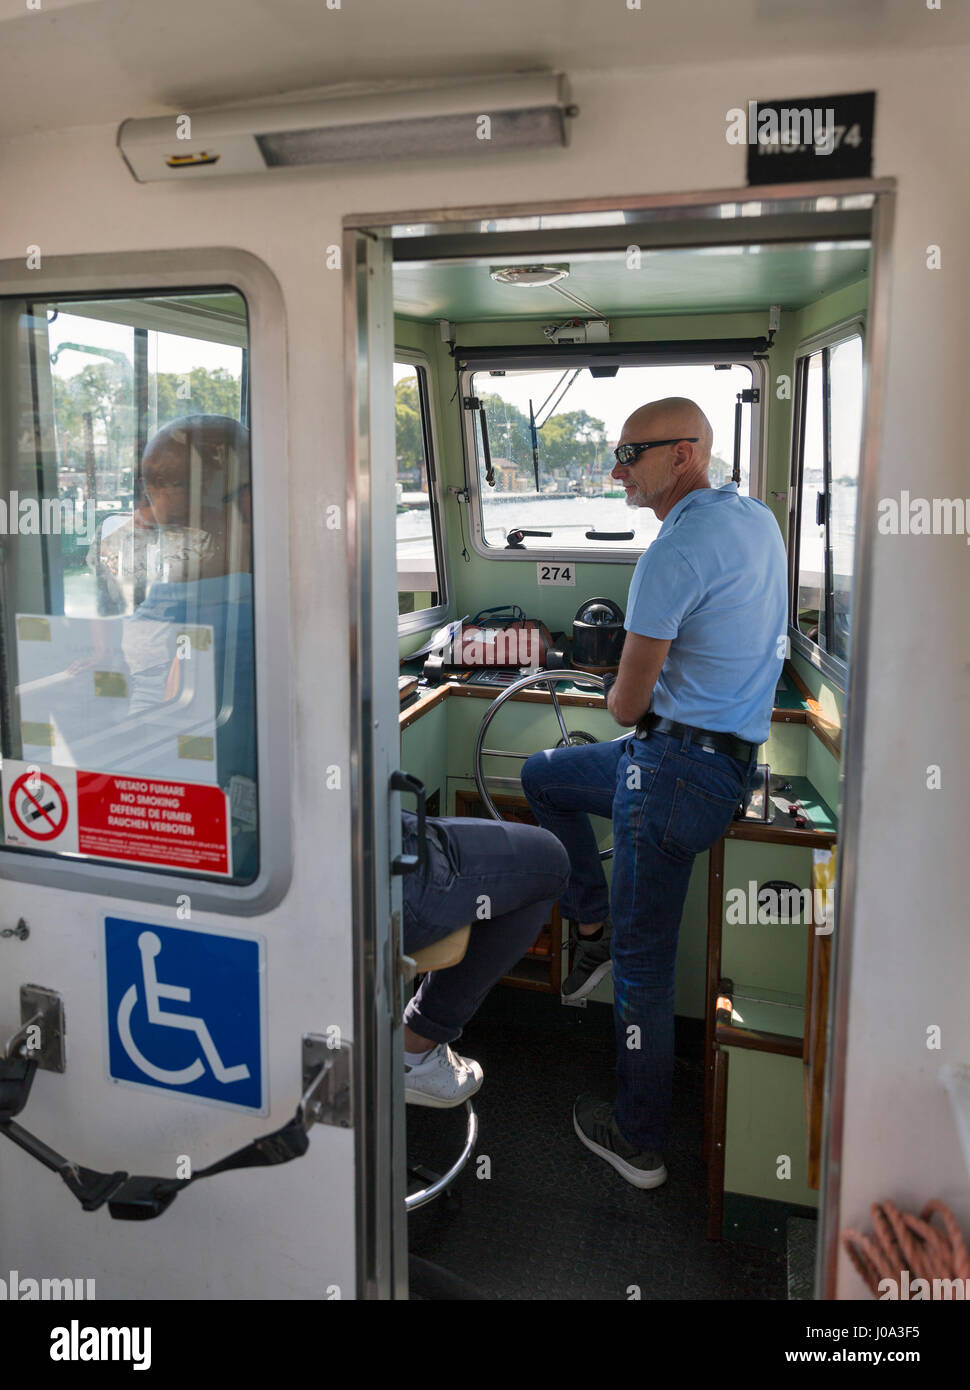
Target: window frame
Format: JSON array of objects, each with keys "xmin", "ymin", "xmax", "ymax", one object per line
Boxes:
[
  {"xmin": 458, "ymin": 350, "xmax": 767, "ymax": 563},
  {"xmin": 787, "ymin": 315, "xmax": 865, "ymax": 689},
  {"xmin": 0, "ymin": 250, "xmax": 291, "ymax": 917},
  {"xmin": 394, "ymin": 347, "xmax": 449, "ymax": 636}
]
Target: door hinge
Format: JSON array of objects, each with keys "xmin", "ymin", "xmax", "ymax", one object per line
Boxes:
[
  {"xmin": 740, "ymin": 388, "xmax": 760, "ymax": 403},
  {"xmin": 462, "ymin": 395, "xmax": 480, "ymax": 411}
]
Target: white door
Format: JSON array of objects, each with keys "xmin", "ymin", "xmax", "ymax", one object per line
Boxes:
[{"xmin": 0, "ymin": 250, "xmax": 361, "ymax": 1300}]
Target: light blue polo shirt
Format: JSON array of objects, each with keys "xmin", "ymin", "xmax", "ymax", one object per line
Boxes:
[{"xmin": 624, "ymin": 483, "xmax": 788, "ymax": 745}]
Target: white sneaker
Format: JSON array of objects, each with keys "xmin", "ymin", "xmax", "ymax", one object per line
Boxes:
[{"xmin": 404, "ymin": 1043, "xmax": 483, "ymax": 1108}]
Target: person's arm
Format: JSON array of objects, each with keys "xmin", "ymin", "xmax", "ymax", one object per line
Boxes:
[{"xmin": 606, "ymin": 632, "xmax": 671, "ymax": 727}]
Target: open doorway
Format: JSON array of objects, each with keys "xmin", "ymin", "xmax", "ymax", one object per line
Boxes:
[{"xmin": 347, "ymin": 181, "xmax": 893, "ymax": 1300}]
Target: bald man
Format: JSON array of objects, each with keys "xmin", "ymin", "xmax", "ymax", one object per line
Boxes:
[{"xmin": 522, "ymin": 397, "xmax": 788, "ymax": 1188}]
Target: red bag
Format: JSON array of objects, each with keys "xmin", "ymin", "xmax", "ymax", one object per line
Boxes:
[{"xmin": 456, "ymin": 606, "xmax": 554, "ymax": 669}]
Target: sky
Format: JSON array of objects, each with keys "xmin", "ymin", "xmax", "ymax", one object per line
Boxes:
[{"xmin": 48, "ymin": 311, "xmax": 242, "ymax": 380}]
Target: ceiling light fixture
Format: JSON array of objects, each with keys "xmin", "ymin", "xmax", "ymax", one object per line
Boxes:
[
  {"xmin": 118, "ymin": 74, "xmax": 574, "ymax": 182},
  {"xmin": 489, "ymin": 265, "xmax": 570, "ymax": 287}
]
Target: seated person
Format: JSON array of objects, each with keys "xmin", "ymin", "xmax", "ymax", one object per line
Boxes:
[{"xmin": 400, "ymin": 809, "xmax": 569, "ymax": 1107}]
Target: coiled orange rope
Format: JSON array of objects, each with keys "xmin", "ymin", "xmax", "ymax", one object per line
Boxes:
[{"xmin": 841, "ymin": 1200, "xmax": 970, "ymax": 1296}]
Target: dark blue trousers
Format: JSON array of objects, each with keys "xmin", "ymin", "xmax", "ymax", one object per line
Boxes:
[
  {"xmin": 401, "ymin": 811, "xmax": 570, "ymax": 1045},
  {"xmin": 521, "ymin": 731, "xmax": 756, "ymax": 1152}
]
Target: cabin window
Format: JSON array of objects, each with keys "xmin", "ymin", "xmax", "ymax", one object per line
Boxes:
[
  {"xmin": 791, "ymin": 328, "xmax": 863, "ymax": 674},
  {"xmin": 395, "ymin": 356, "xmax": 446, "ymax": 622},
  {"xmin": 463, "ymin": 359, "xmax": 757, "ymax": 556},
  {"xmin": 0, "ymin": 291, "xmax": 259, "ymax": 884}
]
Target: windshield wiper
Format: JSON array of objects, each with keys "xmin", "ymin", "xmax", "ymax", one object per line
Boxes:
[
  {"xmin": 528, "ymin": 399, "xmax": 540, "ymax": 490},
  {"xmin": 478, "ymin": 404, "xmax": 495, "ymax": 487}
]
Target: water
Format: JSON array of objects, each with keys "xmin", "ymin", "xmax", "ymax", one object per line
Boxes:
[
  {"xmin": 398, "ymin": 482, "xmax": 858, "ymax": 577},
  {"xmin": 397, "ymin": 493, "xmax": 661, "ymax": 560}
]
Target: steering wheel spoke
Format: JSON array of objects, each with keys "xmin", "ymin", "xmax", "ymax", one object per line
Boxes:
[{"xmin": 549, "ymin": 685, "xmax": 570, "ymax": 746}]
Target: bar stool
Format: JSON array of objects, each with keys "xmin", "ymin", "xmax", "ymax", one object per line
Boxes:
[{"xmin": 402, "ymin": 925, "xmax": 479, "ymax": 1212}]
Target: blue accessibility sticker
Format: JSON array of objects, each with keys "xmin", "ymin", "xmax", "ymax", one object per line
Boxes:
[{"xmin": 104, "ymin": 916, "xmax": 265, "ymax": 1112}]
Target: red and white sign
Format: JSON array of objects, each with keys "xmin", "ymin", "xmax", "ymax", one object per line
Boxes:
[
  {"xmin": 2, "ymin": 760, "xmax": 231, "ymax": 876},
  {"xmin": 7, "ymin": 767, "xmax": 72, "ymax": 843}
]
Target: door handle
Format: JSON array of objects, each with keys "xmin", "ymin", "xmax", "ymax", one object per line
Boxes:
[{"xmin": 390, "ymin": 770, "xmax": 426, "ymax": 874}]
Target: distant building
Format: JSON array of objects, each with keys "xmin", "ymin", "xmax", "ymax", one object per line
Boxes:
[{"xmin": 490, "ymin": 457, "xmax": 531, "ymax": 492}]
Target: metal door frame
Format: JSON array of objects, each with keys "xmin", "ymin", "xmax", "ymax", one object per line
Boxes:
[{"xmin": 345, "ymin": 179, "xmax": 896, "ymax": 1301}]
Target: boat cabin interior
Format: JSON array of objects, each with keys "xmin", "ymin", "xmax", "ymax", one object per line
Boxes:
[{"xmin": 374, "ymin": 197, "xmax": 871, "ymax": 1297}]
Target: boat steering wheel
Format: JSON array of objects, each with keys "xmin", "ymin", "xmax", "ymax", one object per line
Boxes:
[{"xmin": 472, "ymin": 669, "xmax": 614, "ymax": 861}]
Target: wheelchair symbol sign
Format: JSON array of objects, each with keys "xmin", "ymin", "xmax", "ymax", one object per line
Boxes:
[{"xmin": 104, "ymin": 916, "xmax": 265, "ymax": 1112}]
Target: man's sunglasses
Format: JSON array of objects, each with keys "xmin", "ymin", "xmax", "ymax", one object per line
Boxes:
[{"xmin": 613, "ymin": 438, "xmax": 699, "ymax": 466}]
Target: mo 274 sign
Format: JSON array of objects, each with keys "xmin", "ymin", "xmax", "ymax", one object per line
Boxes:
[{"xmin": 728, "ymin": 92, "xmax": 876, "ymax": 184}]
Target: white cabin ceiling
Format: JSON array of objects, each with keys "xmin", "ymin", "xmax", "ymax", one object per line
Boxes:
[{"xmin": 1, "ymin": 0, "xmax": 968, "ymax": 140}]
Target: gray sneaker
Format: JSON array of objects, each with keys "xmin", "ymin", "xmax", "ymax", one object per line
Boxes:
[
  {"xmin": 562, "ymin": 923, "xmax": 612, "ymax": 1001},
  {"xmin": 573, "ymin": 1095, "xmax": 667, "ymax": 1189}
]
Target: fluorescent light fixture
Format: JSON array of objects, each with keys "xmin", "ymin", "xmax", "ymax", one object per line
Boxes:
[{"xmin": 118, "ymin": 74, "xmax": 573, "ymax": 182}]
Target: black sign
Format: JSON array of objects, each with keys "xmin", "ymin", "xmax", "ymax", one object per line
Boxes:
[{"xmin": 744, "ymin": 91, "xmax": 875, "ymax": 185}]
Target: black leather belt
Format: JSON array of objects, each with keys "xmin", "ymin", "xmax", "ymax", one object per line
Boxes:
[{"xmin": 634, "ymin": 713, "xmax": 756, "ymax": 763}]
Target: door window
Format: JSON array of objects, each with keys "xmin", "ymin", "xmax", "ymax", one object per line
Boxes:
[{"xmin": 0, "ymin": 292, "xmax": 258, "ymax": 882}]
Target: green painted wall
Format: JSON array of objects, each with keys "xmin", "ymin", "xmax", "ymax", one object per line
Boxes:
[
  {"xmin": 724, "ymin": 1049, "xmax": 817, "ymax": 1209},
  {"xmin": 721, "ymin": 840, "xmax": 813, "ymax": 995},
  {"xmin": 399, "ymin": 697, "xmax": 448, "ymax": 814}
]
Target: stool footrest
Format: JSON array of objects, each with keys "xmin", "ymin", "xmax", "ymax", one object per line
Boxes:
[{"xmin": 405, "ymin": 1101, "xmax": 478, "ymax": 1212}]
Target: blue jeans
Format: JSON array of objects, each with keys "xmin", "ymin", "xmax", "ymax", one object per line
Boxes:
[
  {"xmin": 521, "ymin": 730, "xmax": 757, "ymax": 1152},
  {"xmin": 401, "ymin": 811, "xmax": 570, "ymax": 1046}
]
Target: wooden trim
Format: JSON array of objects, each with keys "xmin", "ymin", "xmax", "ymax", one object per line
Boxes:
[
  {"xmin": 399, "ymin": 681, "xmax": 450, "ymax": 731},
  {"xmin": 785, "ymin": 662, "xmax": 842, "ymax": 757},
  {"xmin": 702, "ymin": 838, "xmax": 725, "ymax": 1164},
  {"xmin": 725, "ymin": 821, "xmax": 836, "ymax": 848},
  {"xmin": 714, "ymin": 1021, "xmax": 804, "ymax": 1059},
  {"xmin": 707, "ymin": 1045, "xmax": 729, "ymax": 1241},
  {"xmin": 714, "ymin": 978, "xmax": 804, "ymax": 1058},
  {"xmin": 805, "ymin": 858, "xmax": 833, "ymax": 1190},
  {"xmin": 400, "ymin": 675, "xmax": 606, "ymax": 730},
  {"xmin": 771, "ymin": 708, "xmax": 808, "ymax": 726},
  {"xmin": 806, "ymin": 711, "xmax": 842, "ymax": 761},
  {"xmin": 401, "ymin": 671, "xmax": 840, "ymax": 760},
  {"xmin": 448, "ymin": 682, "xmax": 605, "ymax": 711}
]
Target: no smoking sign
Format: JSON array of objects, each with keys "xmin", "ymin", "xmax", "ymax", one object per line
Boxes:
[{"xmin": 3, "ymin": 760, "xmax": 78, "ymax": 852}]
